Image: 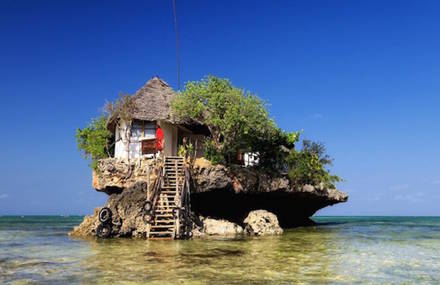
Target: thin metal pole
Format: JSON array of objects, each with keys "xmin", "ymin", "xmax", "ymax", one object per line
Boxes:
[{"xmin": 172, "ymin": 0, "xmax": 181, "ymax": 90}]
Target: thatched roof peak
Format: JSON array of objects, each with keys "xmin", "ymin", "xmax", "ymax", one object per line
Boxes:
[
  {"xmin": 130, "ymin": 76, "xmax": 176, "ymax": 122},
  {"xmin": 106, "ymin": 76, "xmax": 177, "ymax": 132}
]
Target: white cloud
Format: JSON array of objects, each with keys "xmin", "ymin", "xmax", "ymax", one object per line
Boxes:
[{"xmin": 0, "ymin": 194, "xmax": 8, "ymax": 199}]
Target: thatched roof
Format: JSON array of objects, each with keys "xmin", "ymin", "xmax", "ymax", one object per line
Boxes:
[
  {"xmin": 131, "ymin": 76, "xmax": 176, "ymax": 121},
  {"xmin": 106, "ymin": 76, "xmax": 210, "ymax": 135},
  {"xmin": 107, "ymin": 76, "xmax": 177, "ymax": 131}
]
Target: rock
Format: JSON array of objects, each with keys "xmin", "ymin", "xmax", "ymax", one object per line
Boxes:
[
  {"xmin": 85, "ymin": 156, "xmax": 349, "ymax": 234},
  {"xmin": 202, "ymin": 218, "xmax": 244, "ymax": 236},
  {"xmin": 192, "ymin": 158, "xmax": 233, "ymax": 193},
  {"xmin": 244, "ymin": 210, "xmax": 283, "ymax": 236},
  {"xmin": 69, "ymin": 182, "xmax": 149, "ymax": 238},
  {"xmin": 302, "ymin": 184, "xmax": 315, "ymax": 193},
  {"xmin": 69, "ymin": 208, "xmax": 101, "ymax": 237},
  {"xmin": 190, "ymin": 159, "xmax": 348, "ymax": 227},
  {"xmin": 93, "ymin": 157, "xmax": 158, "ymax": 194}
]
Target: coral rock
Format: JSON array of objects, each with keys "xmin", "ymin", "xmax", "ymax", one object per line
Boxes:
[
  {"xmin": 244, "ymin": 210, "xmax": 283, "ymax": 236},
  {"xmin": 202, "ymin": 218, "xmax": 244, "ymax": 236}
]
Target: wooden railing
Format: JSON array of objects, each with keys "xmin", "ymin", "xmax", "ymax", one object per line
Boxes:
[
  {"xmin": 174, "ymin": 166, "xmax": 193, "ymax": 238},
  {"xmin": 146, "ymin": 163, "xmax": 163, "ymax": 216}
]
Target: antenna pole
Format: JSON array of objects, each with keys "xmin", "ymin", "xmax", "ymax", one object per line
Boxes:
[{"xmin": 172, "ymin": 0, "xmax": 181, "ymax": 90}]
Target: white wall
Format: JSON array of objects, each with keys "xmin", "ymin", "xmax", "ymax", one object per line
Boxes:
[
  {"xmin": 244, "ymin": 152, "xmax": 259, "ymax": 167},
  {"xmin": 114, "ymin": 120, "xmax": 156, "ymax": 159}
]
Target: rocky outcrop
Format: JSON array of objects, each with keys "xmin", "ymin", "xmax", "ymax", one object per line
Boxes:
[
  {"xmin": 69, "ymin": 208, "xmax": 101, "ymax": 237},
  {"xmin": 243, "ymin": 210, "xmax": 283, "ymax": 236},
  {"xmin": 200, "ymin": 218, "xmax": 244, "ymax": 236},
  {"xmin": 70, "ymin": 182, "xmax": 150, "ymax": 237},
  {"xmin": 190, "ymin": 158, "xmax": 348, "ymax": 227},
  {"xmin": 93, "ymin": 157, "xmax": 158, "ymax": 194},
  {"xmin": 73, "ymin": 157, "xmax": 348, "ymax": 237}
]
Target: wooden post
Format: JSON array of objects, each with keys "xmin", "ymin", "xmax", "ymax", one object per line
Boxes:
[{"xmin": 146, "ymin": 162, "xmax": 150, "ymax": 200}]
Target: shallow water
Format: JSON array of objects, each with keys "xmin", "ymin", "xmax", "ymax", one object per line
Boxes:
[{"xmin": 0, "ymin": 216, "xmax": 439, "ymax": 284}]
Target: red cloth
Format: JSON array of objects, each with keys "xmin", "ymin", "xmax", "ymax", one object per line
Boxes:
[{"xmin": 156, "ymin": 127, "xmax": 164, "ymax": 151}]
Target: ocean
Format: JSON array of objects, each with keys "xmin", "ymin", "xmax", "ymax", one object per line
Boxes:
[{"xmin": 0, "ymin": 216, "xmax": 439, "ymax": 284}]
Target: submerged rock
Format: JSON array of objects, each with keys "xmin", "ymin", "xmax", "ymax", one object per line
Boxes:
[
  {"xmin": 201, "ymin": 218, "xmax": 244, "ymax": 236},
  {"xmin": 243, "ymin": 210, "xmax": 283, "ymax": 236}
]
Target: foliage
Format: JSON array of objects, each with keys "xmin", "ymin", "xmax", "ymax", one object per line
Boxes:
[
  {"xmin": 178, "ymin": 140, "xmax": 194, "ymax": 159},
  {"xmin": 204, "ymin": 139, "xmax": 226, "ymax": 165},
  {"xmin": 105, "ymin": 93, "xmax": 135, "ymax": 123},
  {"xmin": 75, "ymin": 74, "xmax": 342, "ymax": 190},
  {"xmin": 252, "ymin": 128, "xmax": 300, "ymax": 172},
  {"xmin": 75, "ymin": 115, "xmax": 112, "ymax": 170},
  {"xmin": 172, "ymin": 76, "xmax": 285, "ymax": 166},
  {"xmin": 178, "ymin": 145, "xmax": 185, "ymax": 157},
  {"xmin": 286, "ymin": 140, "xmax": 342, "ymax": 188}
]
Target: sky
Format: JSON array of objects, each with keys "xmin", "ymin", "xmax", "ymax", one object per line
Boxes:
[{"xmin": 1, "ymin": 0, "xmax": 439, "ymax": 216}]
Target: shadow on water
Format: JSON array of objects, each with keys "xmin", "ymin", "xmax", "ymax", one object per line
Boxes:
[{"xmin": 76, "ymin": 229, "xmax": 341, "ymax": 284}]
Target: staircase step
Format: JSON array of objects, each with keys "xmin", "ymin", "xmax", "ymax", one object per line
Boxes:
[
  {"xmin": 154, "ymin": 209, "xmax": 174, "ymax": 212},
  {"xmin": 149, "ymin": 232, "xmax": 174, "ymax": 235},
  {"xmin": 150, "ymin": 230, "xmax": 174, "ymax": 236},
  {"xmin": 154, "ymin": 221, "xmax": 175, "ymax": 225},
  {"xmin": 147, "ymin": 156, "xmax": 186, "ymax": 240},
  {"xmin": 149, "ymin": 236, "xmax": 173, "ymax": 239},
  {"xmin": 151, "ymin": 225, "xmax": 175, "ymax": 229}
]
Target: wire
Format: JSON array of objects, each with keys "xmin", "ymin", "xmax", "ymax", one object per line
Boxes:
[{"xmin": 172, "ymin": 0, "xmax": 181, "ymax": 90}]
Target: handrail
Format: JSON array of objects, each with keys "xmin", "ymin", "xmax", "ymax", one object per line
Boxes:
[
  {"xmin": 175, "ymin": 165, "xmax": 192, "ymax": 237},
  {"xmin": 149, "ymin": 162, "xmax": 163, "ymax": 214}
]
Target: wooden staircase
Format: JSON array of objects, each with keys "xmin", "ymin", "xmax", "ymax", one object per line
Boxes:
[{"xmin": 148, "ymin": 156, "xmax": 185, "ymax": 240}]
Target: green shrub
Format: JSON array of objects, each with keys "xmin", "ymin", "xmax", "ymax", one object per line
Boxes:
[
  {"xmin": 286, "ymin": 140, "xmax": 342, "ymax": 188},
  {"xmin": 178, "ymin": 141, "xmax": 195, "ymax": 159},
  {"xmin": 204, "ymin": 139, "xmax": 225, "ymax": 165},
  {"xmin": 75, "ymin": 115, "xmax": 112, "ymax": 170},
  {"xmin": 172, "ymin": 76, "xmax": 290, "ymax": 167}
]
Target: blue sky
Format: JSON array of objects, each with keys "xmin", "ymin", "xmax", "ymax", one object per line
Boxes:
[{"xmin": 1, "ymin": 0, "xmax": 439, "ymax": 215}]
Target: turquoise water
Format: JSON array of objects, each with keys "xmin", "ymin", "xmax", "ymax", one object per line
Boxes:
[{"xmin": 0, "ymin": 216, "xmax": 439, "ymax": 284}]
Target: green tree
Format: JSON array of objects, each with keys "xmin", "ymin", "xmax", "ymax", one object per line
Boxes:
[
  {"xmin": 75, "ymin": 115, "xmax": 112, "ymax": 170},
  {"xmin": 172, "ymin": 76, "xmax": 288, "ymax": 166},
  {"xmin": 286, "ymin": 140, "xmax": 342, "ymax": 188}
]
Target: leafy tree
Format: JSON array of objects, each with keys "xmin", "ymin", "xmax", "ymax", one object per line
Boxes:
[
  {"xmin": 75, "ymin": 115, "xmax": 112, "ymax": 170},
  {"xmin": 172, "ymin": 76, "xmax": 287, "ymax": 166},
  {"xmin": 286, "ymin": 140, "xmax": 342, "ymax": 188}
]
